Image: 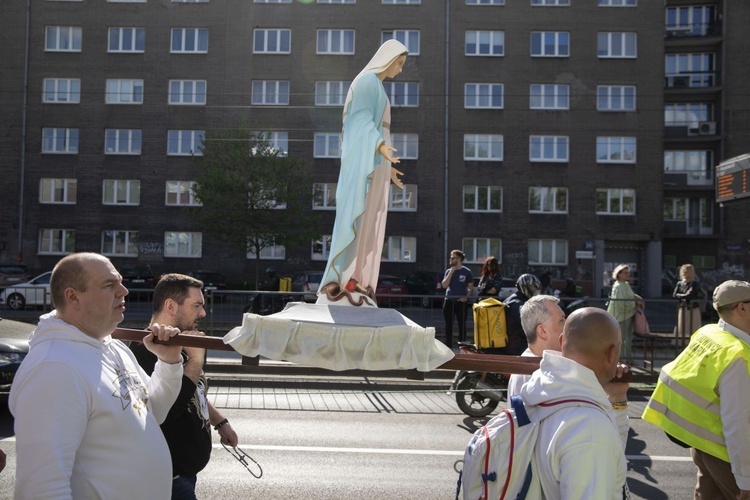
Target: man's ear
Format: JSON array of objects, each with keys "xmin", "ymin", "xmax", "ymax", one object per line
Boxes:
[
  {"xmin": 606, "ymin": 343, "xmax": 618, "ymax": 366},
  {"xmin": 164, "ymin": 298, "xmax": 178, "ymax": 317},
  {"xmin": 536, "ymin": 324, "xmax": 548, "ymax": 342},
  {"xmin": 63, "ymin": 287, "xmax": 79, "ymax": 308}
]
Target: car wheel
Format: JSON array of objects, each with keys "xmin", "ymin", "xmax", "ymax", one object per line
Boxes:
[{"xmin": 7, "ymin": 293, "xmax": 26, "ymax": 310}]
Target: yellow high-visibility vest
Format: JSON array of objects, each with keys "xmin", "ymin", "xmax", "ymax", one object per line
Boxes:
[{"xmin": 642, "ymin": 324, "xmax": 750, "ymax": 462}]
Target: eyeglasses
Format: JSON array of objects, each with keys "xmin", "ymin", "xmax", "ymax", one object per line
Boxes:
[{"xmin": 222, "ymin": 443, "xmax": 263, "ymax": 478}]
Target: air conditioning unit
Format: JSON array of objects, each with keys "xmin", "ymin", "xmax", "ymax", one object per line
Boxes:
[{"xmin": 698, "ymin": 121, "xmax": 716, "ymax": 135}]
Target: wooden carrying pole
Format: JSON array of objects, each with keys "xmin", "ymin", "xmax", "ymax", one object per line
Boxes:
[{"xmin": 112, "ymin": 327, "xmax": 632, "ymax": 380}]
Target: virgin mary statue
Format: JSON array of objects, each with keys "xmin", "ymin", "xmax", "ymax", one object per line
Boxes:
[{"xmin": 317, "ymin": 39, "xmax": 408, "ymax": 307}]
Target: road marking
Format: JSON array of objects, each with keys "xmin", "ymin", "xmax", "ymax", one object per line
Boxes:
[{"xmin": 214, "ymin": 443, "xmax": 694, "ymax": 461}]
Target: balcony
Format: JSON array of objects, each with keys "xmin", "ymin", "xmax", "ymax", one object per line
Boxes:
[
  {"xmin": 664, "ymin": 122, "xmax": 719, "ymax": 140},
  {"xmin": 664, "ymin": 21, "xmax": 722, "ymax": 40},
  {"xmin": 663, "ymin": 219, "xmax": 716, "ymax": 237},
  {"xmin": 664, "ymin": 71, "xmax": 720, "ymax": 90}
]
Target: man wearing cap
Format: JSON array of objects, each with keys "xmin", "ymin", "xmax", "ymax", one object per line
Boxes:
[{"xmin": 642, "ymin": 280, "xmax": 750, "ymax": 499}]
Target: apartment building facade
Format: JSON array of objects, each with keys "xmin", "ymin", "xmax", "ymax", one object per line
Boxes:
[{"xmin": 1, "ymin": 0, "xmax": 747, "ymax": 297}]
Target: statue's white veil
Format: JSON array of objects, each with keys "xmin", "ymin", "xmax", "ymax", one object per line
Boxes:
[{"xmin": 343, "ymin": 39, "xmax": 408, "ymax": 116}]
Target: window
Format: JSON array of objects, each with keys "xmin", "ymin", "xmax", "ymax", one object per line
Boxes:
[
  {"xmin": 108, "ymin": 27, "xmax": 145, "ymax": 53},
  {"xmin": 383, "ymin": 81, "xmax": 419, "ymax": 107},
  {"xmin": 531, "ymin": 0, "xmax": 569, "ymax": 5},
  {"xmin": 43, "ymin": 78, "xmax": 81, "ymax": 103},
  {"xmin": 529, "ymin": 135, "xmax": 568, "ymax": 162},
  {"xmin": 666, "ymin": 6, "xmax": 715, "ymax": 36},
  {"xmin": 596, "ymin": 137, "xmax": 636, "ymax": 163},
  {"xmin": 105, "ymin": 129, "xmax": 142, "ymax": 155},
  {"xmin": 389, "ymin": 184, "xmax": 417, "ymax": 211},
  {"xmin": 465, "ymin": 31, "xmax": 504, "ymax": 56},
  {"xmin": 247, "ymin": 243, "xmax": 286, "ymax": 260},
  {"xmin": 467, "ymin": 0, "xmax": 505, "ymax": 4},
  {"xmin": 597, "ymin": 85, "xmax": 636, "ymax": 111},
  {"xmin": 164, "ymin": 231, "xmax": 202, "ymax": 257},
  {"xmin": 313, "ymin": 183, "xmax": 337, "ymax": 210},
  {"xmin": 597, "ymin": 32, "xmax": 636, "ymax": 58},
  {"xmin": 105, "ymin": 79, "xmax": 144, "ymax": 104},
  {"xmin": 529, "ymin": 187, "xmax": 567, "ymax": 214},
  {"xmin": 39, "ymin": 178, "xmax": 77, "ymax": 204},
  {"xmin": 665, "ymin": 53, "xmax": 715, "ymax": 88},
  {"xmin": 382, "ymin": 236, "xmax": 416, "ymax": 262},
  {"xmin": 598, "ymin": 0, "xmax": 635, "ymax": 5},
  {"xmin": 171, "ymin": 28, "xmax": 208, "ymax": 53},
  {"xmin": 528, "ymin": 239, "xmax": 567, "ymax": 265},
  {"xmin": 531, "ymin": 32, "xmax": 569, "ymax": 57},
  {"xmin": 253, "ymin": 29, "xmax": 291, "ymax": 54},
  {"xmin": 252, "ymin": 131, "xmax": 289, "ymax": 156},
  {"xmin": 664, "ymin": 103, "xmax": 711, "ymax": 127},
  {"xmin": 169, "ymin": 80, "xmax": 207, "ymax": 105},
  {"xmin": 664, "ymin": 197, "xmax": 688, "ymax": 221},
  {"xmin": 108, "ymin": 0, "xmax": 146, "ymax": 3},
  {"xmin": 391, "ymin": 133, "xmax": 418, "ymax": 159},
  {"xmin": 529, "ymin": 84, "xmax": 569, "ymax": 110},
  {"xmin": 315, "ymin": 81, "xmax": 350, "ymax": 106},
  {"xmin": 166, "ymin": 180, "xmax": 201, "ymax": 206},
  {"xmin": 254, "ymin": 0, "xmax": 292, "ymax": 3},
  {"xmin": 167, "ymin": 130, "xmax": 204, "ymax": 156},
  {"xmin": 172, "ymin": 0, "xmax": 210, "ymax": 2},
  {"xmin": 252, "ymin": 187, "xmax": 287, "ymax": 210},
  {"xmin": 382, "ymin": 30, "xmax": 420, "ymax": 55},
  {"xmin": 465, "ymin": 83, "xmax": 504, "ymax": 109},
  {"xmin": 664, "ymin": 150, "xmax": 712, "ymax": 182},
  {"xmin": 462, "ymin": 238, "xmax": 501, "ymax": 264},
  {"xmin": 101, "ymin": 230, "xmax": 138, "ymax": 257},
  {"xmin": 42, "ymin": 128, "xmax": 78, "ymax": 154},
  {"xmin": 251, "ymin": 80, "xmax": 290, "ymax": 105},
  {"xmin": 45, "ymin": 26, "xmax": 82, "ymax": 52},
  {"xmin": 103, "ymin": 179, "xmax": 141, "ymax": 205},
  {"xmin": 383, "ymin": 0, "xmax": 420, "ymax": 4},
  {"xmin": 39, "ymin": 229, "xmax": 75, "ymax": 255},
  {"xmin": 463, "ymin": 185, "xmax": 502, "ymax": 212},
  {"xmin": 596, "ymin": 188, "xmax": 635, "ymax": 215},
  {"xmin": 314, "ymin": 133, "xmax": 341, "ymax": 158},
  {"xmin": 312, "ymin": 235, "xmax": 332, "ymax": 261},
  {"xmin": 464, "ymin": 134, "xmax": 503, "ymax": 161},
  {"xmin": 318, "ymin": 0, "xmax": 355, "ymax": 3},
  {"xmin": 317, "ymin": 29, "xmax": 355, "ymax": 54}
]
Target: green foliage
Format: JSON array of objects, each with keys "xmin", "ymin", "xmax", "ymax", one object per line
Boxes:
[{"xmin": 190, "ymin": 124, "xmax": 320, "ymax": 281}]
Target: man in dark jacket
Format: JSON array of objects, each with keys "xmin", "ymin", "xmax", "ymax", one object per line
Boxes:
[
  {"xmin": 502, "ymin": 273, "xmax": 542, "ymax": 355},
  {"xmin": 131, "ymin": 273, "xmax": 238, "ymax": 499}
]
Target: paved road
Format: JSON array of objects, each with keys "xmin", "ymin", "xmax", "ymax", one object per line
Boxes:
[{"xmin": 0, "ymin": 379, "xmax": 695, "ymax": 499}]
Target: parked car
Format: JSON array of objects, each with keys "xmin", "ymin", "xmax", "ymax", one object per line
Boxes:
[
  {"xmin": 376, "ymin": 275, "xmax": 408, "ymax": 307},
  {"xmin": 0, "ymin": 263, "xmax": 30, "ymax": 289},
  {"xmin": 0, "ymin": 317, "xmax": 35, "ymax": 403},
  {"xmin": 402, "ymin": 271, "xmax": 445, "ymax": 308},
  {"xmin": 186, "ymin": 270, "xmax": 227, "ymax": 300},
  {"xmin": 291, "ymin": 271, "xmax": 324, "ymax": 302},
  {"xmin": 0, "ymin": 271, "xmax": 52, "ymax": 310},
  {"xmin": 119, "ymin": 265, "xmax": 156, "ymax": 300}
]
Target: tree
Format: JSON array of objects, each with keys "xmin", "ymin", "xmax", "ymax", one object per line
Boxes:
[{"xmin": 190, "ymin": 124, "xmax": 320, "ymax": 287}]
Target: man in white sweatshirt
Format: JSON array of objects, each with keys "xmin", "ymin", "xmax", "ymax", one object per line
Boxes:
[
  {"xmin": 9, "ymin": 252, "xmax": 185, "ymax": 500},
  {"xmin": 519, "ymin": 307, "xmax": 631, "ymax": 499}
]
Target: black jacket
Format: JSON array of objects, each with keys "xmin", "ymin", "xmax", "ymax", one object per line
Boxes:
[{"xmin": 130, "ymin": 343, "xmax": 213, "ymax": 476}]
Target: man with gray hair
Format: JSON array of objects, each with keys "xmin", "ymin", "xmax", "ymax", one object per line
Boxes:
[{"xmin": 507, "ymin": 294, "xmax": 566, "ymax": 397}]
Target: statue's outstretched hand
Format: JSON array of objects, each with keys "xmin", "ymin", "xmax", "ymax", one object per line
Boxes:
[
  {"xmin": 378, "ymin": 143, "xmax": 400, "ymax": 164},
  {"xmin": 390, "ymin": 167, "xmax": 404, "ymax": 188}
]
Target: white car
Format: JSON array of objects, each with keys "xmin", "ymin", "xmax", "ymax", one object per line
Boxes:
[{"xmin": 0, "ymin": 272, "xmax": 52, "ymax": 310}]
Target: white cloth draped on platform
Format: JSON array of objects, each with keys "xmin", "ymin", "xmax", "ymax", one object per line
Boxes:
[{"xmin": 223, "ymin": 302, "xmax": 454, "ymax": 372}]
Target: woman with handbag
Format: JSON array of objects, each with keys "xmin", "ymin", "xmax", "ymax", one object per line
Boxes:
[
  {"xmin": 606, "ymin": 264, "xmax": 642, "ymax": 364},
  {"xmin": 672, "ymin": 263, "xmax": 702, "ymax": 344},
  {"xmin": 477, "ymin": 256, "xmax": 503, "ymax": 298}
]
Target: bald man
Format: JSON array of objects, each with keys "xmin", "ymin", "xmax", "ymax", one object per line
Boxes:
[
  {"xmin": 518, "ymin": 307, "xmax": 631, "ymax": 499},
  {"xmin": 10, "ymin": 252, "xmax": 184, "ymax": 499}
]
